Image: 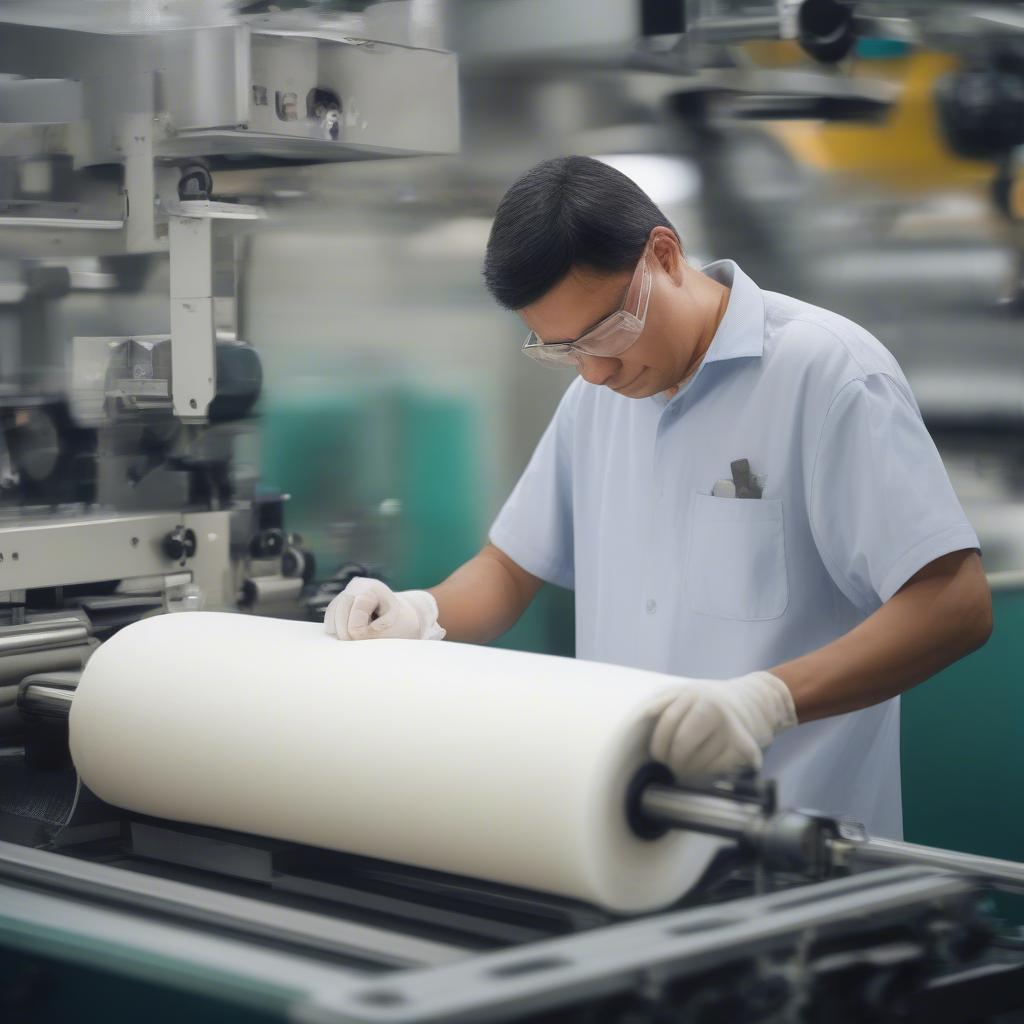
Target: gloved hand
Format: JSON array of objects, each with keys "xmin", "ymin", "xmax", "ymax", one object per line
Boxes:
[
  {"xmin": 324, "ymin": 577, "xmax": 446, "ymax": 641},
  {"xmin": 650, "ymin": 671, "xmax": 797, "ymax": 780}
]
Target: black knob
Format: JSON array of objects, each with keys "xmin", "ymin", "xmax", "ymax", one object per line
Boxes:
[
  {"xmin": 239, "ymin": 578, "xmax": 258, "ymax": 608},
  {"xmin": 163, "ymin": 527, "xmax": 197, "ymax": 561},
  {"xmin": 798, "ymin": 0, "xmax": 857, "ymax": 64},
  {"xmin": 177, "ymin": 162, "xmax": 213, "ymax": 201},
  {"xmin": 250, "ymin": 528, "xmax": 285, "ymax": 559}
]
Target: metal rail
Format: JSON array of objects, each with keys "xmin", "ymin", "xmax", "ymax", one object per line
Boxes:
[
  {"xmin": 301, "ymin": 868, "xmax": 981, "ymax": 1024},
  {"xmin": 831, "ymin": 831, "xmax": 1024, "ymax": 893},
  {"xmin": 0, "ymin": 840, "xmax": 466, "ymax": 970}
]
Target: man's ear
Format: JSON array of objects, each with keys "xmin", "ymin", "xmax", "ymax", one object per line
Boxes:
[{"xmin": 649, "ymin": 228, "xmax": 684, "ymax": 285}]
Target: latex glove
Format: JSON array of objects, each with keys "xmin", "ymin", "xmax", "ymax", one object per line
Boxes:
[
  {"xmin": 650, "ymin": 671, "xmax": 797, "ymax": 780},
  {"xmin": 324, "ymin": 577, "xmax": 446, "ymax": 641}
]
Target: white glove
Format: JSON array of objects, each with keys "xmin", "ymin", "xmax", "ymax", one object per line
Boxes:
[
  {"xmin": 650, "ymin": 671, "xmax": 797, "ymax": 781},
  {"xmin": 324, "ymin": 577, "xmax": 446, "ymax": 641}
]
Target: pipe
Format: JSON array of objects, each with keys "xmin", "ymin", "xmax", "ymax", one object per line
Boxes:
[
  {"xmin": 830, "ymin": 833, "xmax": 1024, "ymax": 894},
  {"xmin": 642, "ymin": 783, "xmax": 1024, "ymax": 894},
  {"xmin": 0, "ymin": 616, "xmax": 89, "ymax": 637},
  {"xmin": 0, "ymin": 625, "xmax": 89, "ymax": 655},
  {"xmin": 640, "ymin": 784, "xmax": 763, "ymax": 841},
  {"xmin": 18, "ymin": 683, "xmax": 75, "ymax": 719}
]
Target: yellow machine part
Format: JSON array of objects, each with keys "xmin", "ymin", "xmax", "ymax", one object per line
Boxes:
[{"xmin": 753, "ymin": 46, "xmax": 996, "ymax": 194}]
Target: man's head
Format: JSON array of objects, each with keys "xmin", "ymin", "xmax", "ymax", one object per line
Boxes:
[{"xmin": 483, "ymin": 156, "xmax": 726, "ymax": 399}]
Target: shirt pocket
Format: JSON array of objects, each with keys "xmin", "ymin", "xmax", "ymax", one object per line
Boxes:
[{"xmin": 683, "ymin": 492, "xmax": 789, "ymax": 621}]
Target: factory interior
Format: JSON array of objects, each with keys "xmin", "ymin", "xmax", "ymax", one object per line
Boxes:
[{"xmin": 1, "ymin": 0, "xmax": 1024, "ymax": 1020}]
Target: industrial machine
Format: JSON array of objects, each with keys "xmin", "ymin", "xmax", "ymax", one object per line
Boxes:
[
  {"xmin": 0, "ymin": 14, "xmax": 460, "ymax": 711},
  {"xmin": 1, "ymin": 6, "xmax": 1023, "ymax": 1023},
  {"xmin": 3, "ymin": 698, "xmax": 1024, "ymax": 1022}
]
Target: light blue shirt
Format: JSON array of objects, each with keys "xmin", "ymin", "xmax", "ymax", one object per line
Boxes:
[{"xmin": 490, "ymin": 259, "xmax": 979, "ymax": 838}]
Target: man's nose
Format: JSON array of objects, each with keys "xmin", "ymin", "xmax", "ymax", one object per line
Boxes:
[{"xmin": 577, "ymin": 354, "xmax": 620, "ymax": 387}]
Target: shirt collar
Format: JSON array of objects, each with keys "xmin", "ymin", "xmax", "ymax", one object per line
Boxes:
[{"xmin": 698, "ymin": 259, "xmax": 766, "ymax": 365}]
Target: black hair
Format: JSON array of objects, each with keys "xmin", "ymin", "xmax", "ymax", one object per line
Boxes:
[{"xmin": 482, "ymin": 155, "xmax": 679, "ymax": 310}]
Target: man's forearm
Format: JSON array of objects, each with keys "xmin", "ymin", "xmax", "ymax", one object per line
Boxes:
[
  {"xmin": 770, "ymin": 550, "xmax": 992, "ymax": 722},
  {"xmin": 428, "ymin": 544, "xmax": 543, "ymax": 644}
]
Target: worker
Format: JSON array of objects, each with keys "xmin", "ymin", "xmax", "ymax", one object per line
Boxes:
[{"xmin": 325, "ymin": 156, "xmax": 992, "ymax": 838}]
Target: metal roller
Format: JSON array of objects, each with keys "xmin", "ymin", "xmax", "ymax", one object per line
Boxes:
[
  {"xmin": 638, "ymin": 778, "xmax": 1024, "ymax": 894},
  {"xmin": 829, "ymin": 827, "xmax": 1024, "ymax": 894},
  {"xmin": 19, "ymin": 681, "xmax": 1024, "ymax": 897},
  {"xmin": 0, "ymin": 642, "xmax": 95, "ymax": 686},
  {"xmin": 18, "ymin": 680, "xmax": 75, "ymax": 719},
  {"xmin": 238, "ymin": 575, "xmax": 303, "ymax": 610},
  {"xmin": 0, "ymin": 644, "xmax": 95, "ymax": 739},
  {"xmin": 0, "ymin": 616, "xmax": 90, "ymax": 656},
  {"xmin": 0, "ymin": 615, "xmax": 90, "ymax": 637}
]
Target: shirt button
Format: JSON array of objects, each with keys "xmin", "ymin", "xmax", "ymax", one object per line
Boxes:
[{"xmin": 645, "ymin": 598, "xmax": 657, "ymax": 614}]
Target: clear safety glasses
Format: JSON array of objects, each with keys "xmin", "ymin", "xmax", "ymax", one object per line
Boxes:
[{"xmin": 521, "ymin": 247, "xmax": 654, "ymax": 368}]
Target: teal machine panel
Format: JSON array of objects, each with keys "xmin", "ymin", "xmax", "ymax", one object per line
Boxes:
[
  {"xmin": 902, "ymin": 585, "xmax": 1024, "ymax": 923},
  {"xmin": 261, "ymin": 386, "xmax": 573, "ymax": 656}
]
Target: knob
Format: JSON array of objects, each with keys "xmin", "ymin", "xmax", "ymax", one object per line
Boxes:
[
  {"xmin": 250, "ymin": 528, "xmax": 285, "ymax": 559},
  {"xmin": 163, "ymin": 527, "xmax": 197, "ymax": 562}
]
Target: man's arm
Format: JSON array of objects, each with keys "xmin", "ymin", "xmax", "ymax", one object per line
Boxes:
[
  {"xmin": 428, "ymin": 543, "xmax": 544, "ymax": 644},
  {"xmin": 651, "ymin": 549, "xmax": 992, "ymax": 780},
  {"xmin": 771, "ymin": 549, "xmax": 992, "ymax": 721},
  {"xmin": 323, "ymin": 543, "xmax": 543, "ymax": 643}
]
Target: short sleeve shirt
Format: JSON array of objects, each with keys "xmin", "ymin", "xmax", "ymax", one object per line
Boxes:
[{"xmin": 489, "ymin": 260, "xmax": 979, "ymax": 838}]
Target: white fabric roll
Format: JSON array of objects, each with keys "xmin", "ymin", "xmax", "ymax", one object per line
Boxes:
[{"xmin": 69, "ymin": 612, "xmax": 721, "ymax": 913}]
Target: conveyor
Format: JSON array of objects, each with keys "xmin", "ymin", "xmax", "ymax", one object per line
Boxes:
[
  {"xmin": 21, "ymin": 678, "xmax": 1024, "ymax": 898},
  {"xmin": 2, "ymin": 674, "xmax": 1023, "ymax": 1022}
]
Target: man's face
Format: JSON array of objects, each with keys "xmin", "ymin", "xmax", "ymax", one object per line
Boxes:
[{"xmin": 518, "ymin": 238, "xmax": 701, "ymax": 399}]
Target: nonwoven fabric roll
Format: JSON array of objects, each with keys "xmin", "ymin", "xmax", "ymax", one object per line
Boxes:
[{"xmin": 69, "ymin": 612, "xmax": 721, "ymax": 913}]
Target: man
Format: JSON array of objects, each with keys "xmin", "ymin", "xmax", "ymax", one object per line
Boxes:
[{"xmin": 325, "ymin": 155, "xmax": 992, "ymax": 838}]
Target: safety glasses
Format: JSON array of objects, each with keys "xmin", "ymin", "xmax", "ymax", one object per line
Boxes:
[{"xmin": 521, "ymin": 246, "xmax": 654, "ymax": 368}]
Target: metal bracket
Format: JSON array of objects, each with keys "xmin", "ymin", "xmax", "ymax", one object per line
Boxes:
[{"xmin": 167, "ymin": 199, "xmax": 262, "ymax": 423}]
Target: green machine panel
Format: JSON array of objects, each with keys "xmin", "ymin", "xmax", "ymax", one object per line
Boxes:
[{"xmin": 902, "ymin": 586, "xmax": 1024, "ymax": 923}]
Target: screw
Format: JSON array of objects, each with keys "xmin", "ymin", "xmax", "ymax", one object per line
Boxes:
[{"xmin": 131, "ymin": 537, "xmax": 139, "ymax": 547}]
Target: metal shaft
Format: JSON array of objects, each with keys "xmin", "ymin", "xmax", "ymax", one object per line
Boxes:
[
  {"xmin": 0, "ymin": 616, "xmax": 89, "ymax": 637},
  {"xmin": 18, "ymin": 683, "xmax": 75, "ymax": 718},
  {"xmin": 642, "ymin": 781, "xmax": 1024, "ymax": 895},
  {"xmin": 831, "ymin": 833, "xmax": 1024, "ymax": 894},
  {"xmin": 0, "ymin": 623, "xmax": 89, "ymax": 655},
  {"xmin": 694, "ymin": 15, "xmax": 781, "ymax": 42},
  {"xmin": 640, "ymin": 783, "xmax": 763, "ymax": 840}
]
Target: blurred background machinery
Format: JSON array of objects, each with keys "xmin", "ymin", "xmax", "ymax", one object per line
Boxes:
[
  {"xmin": 0, "ymin": 0, "xmax": 1021, "ymax": 865},
  {"xmin": 235, "ymin": 0, "xmax": 1024, "ymax": 897},
  {"xmin": 0, "ymin": 0, "xmax": 1023, "ymax": 1017},
  {"xmin": 0, "ymin": 0, "xmax": 1019, "ymax": 805},
  {"xmin": 0, "ymin": 9, "xmax": 459, "ymax": 695}
]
